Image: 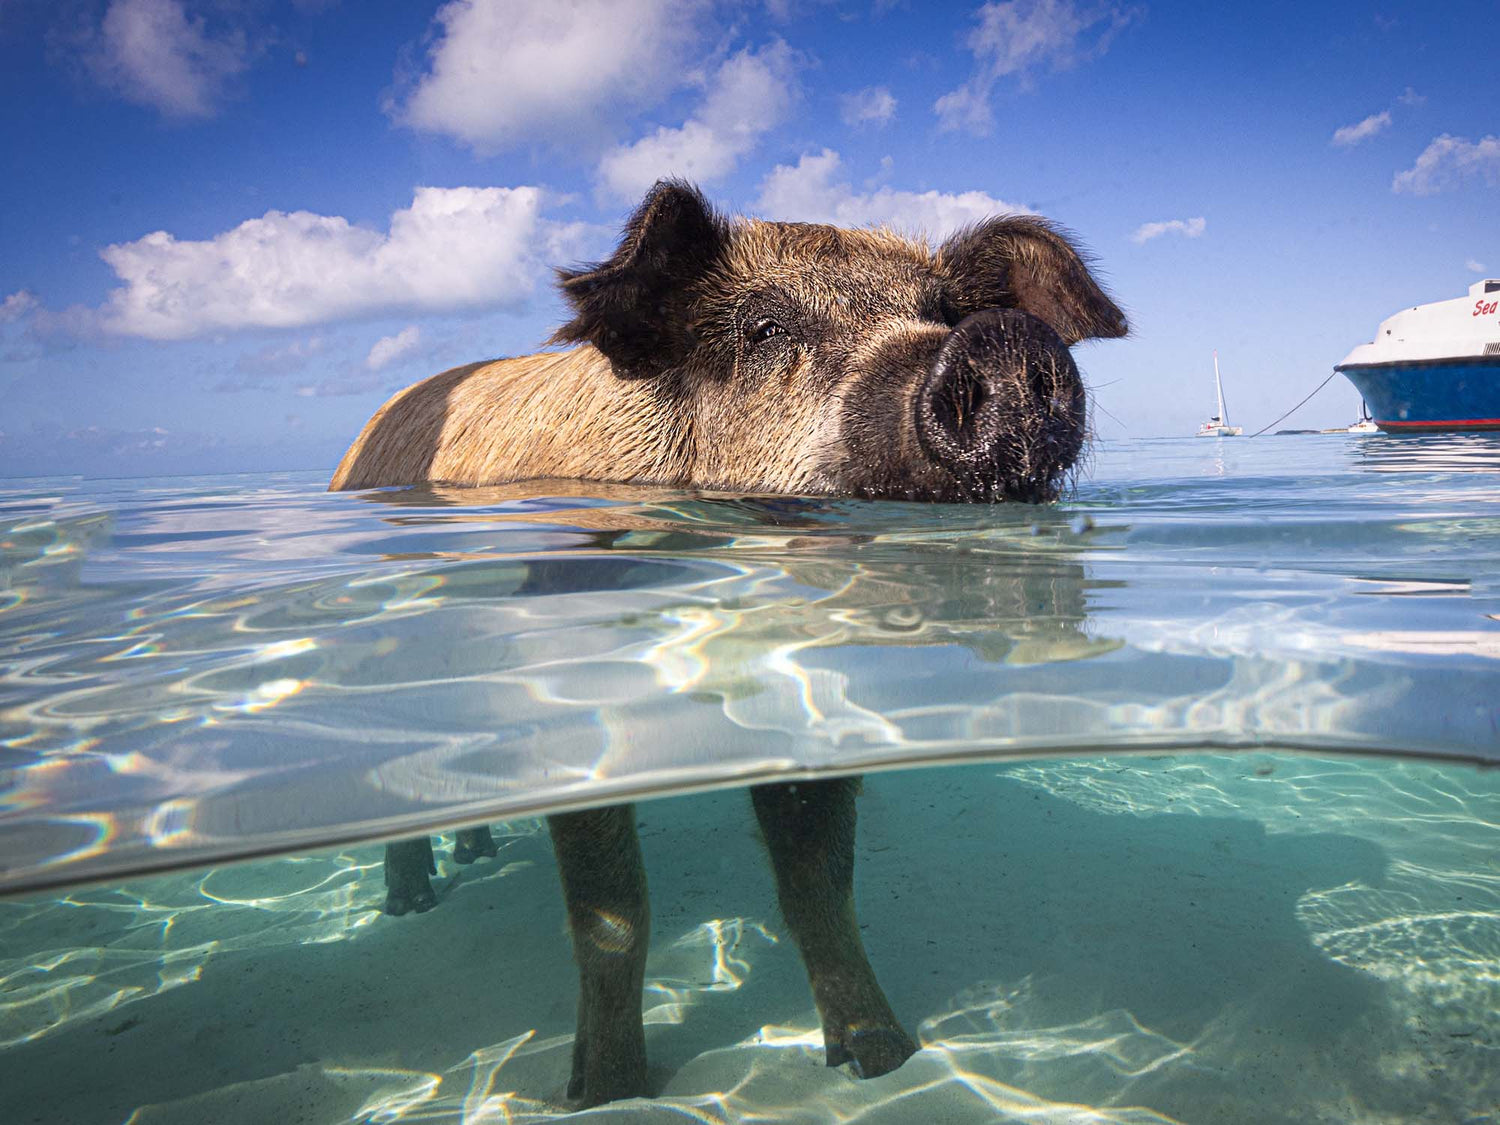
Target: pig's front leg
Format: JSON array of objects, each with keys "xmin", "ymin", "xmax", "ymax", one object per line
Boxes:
[
  {"xmin": 751, "ymin": 778, "xmax": 918, "ymax": 1079},
  {"xmin": 453, "ymin": 825, "xmax": 499, "ymax": 864},
  {"xmin": 384, "ymin": 836, "xmax": 438, "ymax": 915},
  {"xmin": 548, "ymin": 804, "xmax": 650, "ymax": 1106}
]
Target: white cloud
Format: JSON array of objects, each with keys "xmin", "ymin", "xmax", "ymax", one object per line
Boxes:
[
  {"xmin": 1131, "ymin": 216, "xmax": 1206, "ymax": 244},
  {"xmin": 238, "ymin": 337, "xmax": 328, "ymax": 375},
  {"xmin": 295, "ymin": 371, "xmax": 396, "ymax": 397},
  {"xmin": 1, "ymin": 290, "xmax": 38, "ymax": 323},
  {"xmin": 366, "ymin": 325, "xmax": 422, "ymax": 370},
  {"xmin": 1331, "ymin": 110, "xmax": 1391, "ymax": 147},
  {"xmin": 1393, "ymin": 135, "xmax": 1500, "ymax": 195},
  {"xmin": 62, "ymin": 423, "xmax": 171, "ymax": 454},
  {"xmin": 393, "ymin": 0, "xmax": 706, "ymax": 154},
  {"xmin": 597, "ymin": 41, "xmax": 801, "ymax": 200},
  {"xmin": 215, "ymin": 337, "xmax": 332, "ymax": 391},
  {"xmin": 1467, "ymin": 259, "xmax": 1487, "ymax": 273},
  {"xmin": 840, "ymin": 85, "xmax": 897, "ymax": 127},
  {"xmin": 99, "ymin": 186, "xmax": 590, "ymax": 339},
  {"xmin": 0, "ymin": 290, "xmax": 104, "ymax": 363},
  {"xmin": 935, "ymin": 0, "xmax": 1139, "ymax": 133},
  {"xmin": 84, "ymin": 0, "xmax": 248, "ymax": 118},
  {"xmin": 1397, "ymin": 86, "xmax": 1425, "ymax": 106},
  {"xmin": 754, "ymin": 150, "xmax": 1030, "ymax": 239}
]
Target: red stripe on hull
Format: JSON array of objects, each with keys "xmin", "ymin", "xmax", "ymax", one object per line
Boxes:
[{"xmin": 1376, "ymin": 417, "xmax": 1500, "ymax": 431}]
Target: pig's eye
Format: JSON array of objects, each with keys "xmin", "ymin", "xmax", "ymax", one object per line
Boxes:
[
  {"xmin": 747, "ymin": 317, "xmax": 787, "ymax": 347},
  {"xmin": 937, "ymin": 294, "xmax": 964, "ymax": 327}
]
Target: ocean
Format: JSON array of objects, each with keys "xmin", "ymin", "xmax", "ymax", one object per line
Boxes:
[{"xmin": 2, "ymin": 434, "xmax": 1497, "ymax": 1123}]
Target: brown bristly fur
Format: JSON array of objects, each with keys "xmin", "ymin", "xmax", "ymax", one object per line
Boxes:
[
  {"xmin": 329, "ymin": 348, "xmax": 691, "ymax": 491},
  {"xmin": 330, "ymin": 183, "xmax": 1124, "ymax": 502}
]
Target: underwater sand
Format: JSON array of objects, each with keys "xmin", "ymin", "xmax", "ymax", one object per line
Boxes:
[{"xmin": 4, "ymin": 751, "xmax": 1497, "ymax": 1124}]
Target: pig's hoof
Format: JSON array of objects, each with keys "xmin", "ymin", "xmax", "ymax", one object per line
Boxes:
[
  {"xmin": 452, "ymin": 826, "xmax": 499, "ymax": 865},
  {"xmin": 825, "ymin": 1026, "xmax": 918, "ymax": 1079},
  {"xmin": 565, "ymin": 1030, "xmax": 649, "ymax": 1108},
  {"xmin": 565, "ymin": 1064, "xmax": 649, "ymax": 1108},
  {"xmin": 383, "ymin": 882, "xmax": 437, "ymax": 916},
  {"xmin": 383, "ymin": 837, "xmax": 437, "ymax": 915}
]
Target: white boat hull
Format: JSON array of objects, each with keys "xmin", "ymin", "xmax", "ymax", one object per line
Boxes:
[{"xmin": 1335, "ymin": 279, "xmax": 1500, "ymax": 432}]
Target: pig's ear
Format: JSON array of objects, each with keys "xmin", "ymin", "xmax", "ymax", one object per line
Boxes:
[
  {"xmin": 937, "ymin": 216, "xmax": 1127, "ymax": 344},
  {"xmin": 551, "ymin": 180, "xmax": 727, "ymax": 379}
]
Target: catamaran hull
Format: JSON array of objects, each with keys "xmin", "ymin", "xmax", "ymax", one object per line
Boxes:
[{"xmin": 1336, "ymin": 360, "xmax": 1500, "ymax": 433}]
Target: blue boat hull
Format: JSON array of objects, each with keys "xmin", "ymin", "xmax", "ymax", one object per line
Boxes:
[{"xmin": 1337, "ymin": 360, "xmax": 1500, "ymax": 432}]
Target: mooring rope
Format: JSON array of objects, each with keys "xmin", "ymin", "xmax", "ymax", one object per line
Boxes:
[{"xmin": 1248, "ymin": 370, "xmax": 1340, "ymax": 438}]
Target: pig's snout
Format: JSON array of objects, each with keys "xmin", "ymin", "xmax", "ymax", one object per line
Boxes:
[{"xmin": 914, "ymin": 308, "xmax": 1086, "ymax": 500}]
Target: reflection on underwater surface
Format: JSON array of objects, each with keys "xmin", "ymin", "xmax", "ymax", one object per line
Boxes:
[
  {"xmin": 3, "ymin": 436, "xmax": 1499, "ymax": 892},
  {"xmin": 1, "ymin": 753, "xmax": 1497, "ymax": 1124}
]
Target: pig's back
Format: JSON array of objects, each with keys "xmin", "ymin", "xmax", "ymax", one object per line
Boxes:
[{"xmin": 329, "ymin": 349, "xmax": 688, "ymax": 491}]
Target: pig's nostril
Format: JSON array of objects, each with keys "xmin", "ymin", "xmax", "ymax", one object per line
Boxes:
[
  {"xmin": 916, "ymin": 359, "xmax": 1007, "ymax": 480},
  {"xmin": 915, "ymin": 307, "xmax": 1085, "ymax": 500},
  {"xmin": 932, "ymin": 366, "xmax": 990, "ymax": 441}
]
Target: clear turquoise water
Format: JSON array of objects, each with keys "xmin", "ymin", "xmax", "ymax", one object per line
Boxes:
[{"xmin": 2, "ymin": 434, "xmax": 1499, "ymax": 1122}]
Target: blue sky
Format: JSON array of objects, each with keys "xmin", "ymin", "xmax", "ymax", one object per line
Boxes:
[{"xmin": 1, "ymin": 0, "xmax": 1495, "ymax": 479}]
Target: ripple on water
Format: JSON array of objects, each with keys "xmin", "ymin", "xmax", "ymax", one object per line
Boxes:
[{"xmin": 2, "ymin": 439, "xmax": 1499, "ymax": 893}]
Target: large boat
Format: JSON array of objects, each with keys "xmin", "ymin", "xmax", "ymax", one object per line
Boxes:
[
  {"xmin": 1196, "ymin": 350, "xmax": 1242, "ymax": 436},
  {"xmin": 1335, "ymin": 279, "xmax": 1500, "ymax": 432}
]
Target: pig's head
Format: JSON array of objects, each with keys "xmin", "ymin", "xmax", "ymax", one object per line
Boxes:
[{"xmin": 553, "ymin": 181, "xmax": 1126, "ymax": 503}]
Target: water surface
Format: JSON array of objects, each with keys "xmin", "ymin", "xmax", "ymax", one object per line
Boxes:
[{"xmin": 4, "ymin": 435, "xmax": 1496, "ymax": 891}]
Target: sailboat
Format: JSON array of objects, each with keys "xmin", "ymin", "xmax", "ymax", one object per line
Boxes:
[
  {"xmin": 1346, "ymin": 400, "xmax": 1379, "ymax": 434},
  {"xmin": 1195, "ymin": 350, "xmax": 1243, "ymax": 437},
  {"xmin": 1320, "ymin": 400, "xmax": 1380, "ymax": 434}
]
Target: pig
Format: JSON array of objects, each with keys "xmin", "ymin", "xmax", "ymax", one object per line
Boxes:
[{"xmin": 329, "ymin": 180, "xmax": 1126, "ymax": 1106}]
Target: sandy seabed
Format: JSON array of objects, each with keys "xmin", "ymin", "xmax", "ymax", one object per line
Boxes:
[{"xmin": 3, "ymin": 753, "xmax": 1498, "ymax": 1125}]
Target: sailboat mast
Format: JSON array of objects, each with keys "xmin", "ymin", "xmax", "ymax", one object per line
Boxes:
[{"xmin": 1213, "ymin": 350, "xmax": 1228, "ymax": 425}]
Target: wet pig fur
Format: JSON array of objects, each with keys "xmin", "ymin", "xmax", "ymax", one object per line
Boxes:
[{"xmin": 330, "ymin": 181, "xmax": 1126, "ymax": 1106}]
